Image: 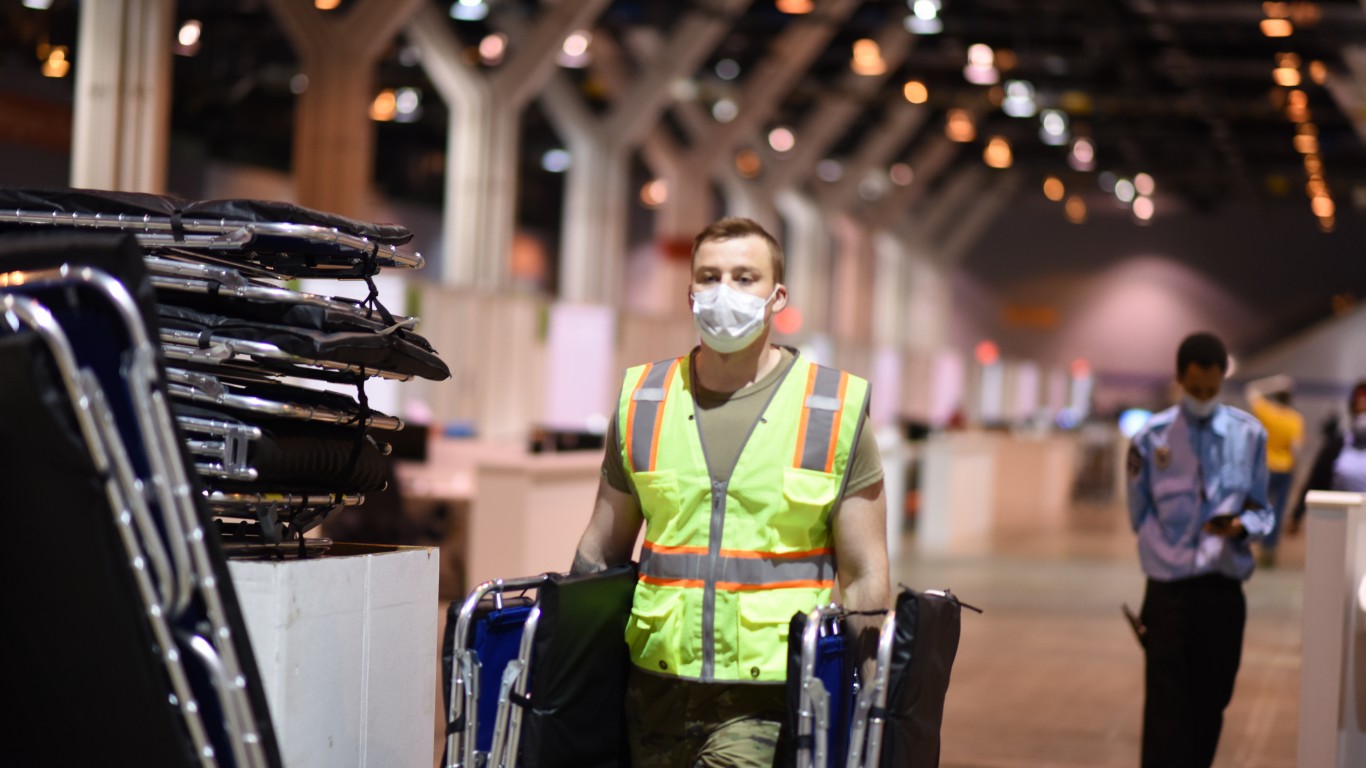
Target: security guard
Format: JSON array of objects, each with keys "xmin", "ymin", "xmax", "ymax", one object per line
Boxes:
[
  {"xmin": 572, "ymin": 217, "xmax": 890, "ymax": 768},
  {"xmin": 1127, "ymin": 332, "xmax": 1274, "ymax": 768}
]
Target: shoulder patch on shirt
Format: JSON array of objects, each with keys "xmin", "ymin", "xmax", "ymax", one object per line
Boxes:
[{"xmin": 1127, "ymin": 445, "xmax": 1142, "ymax": 481}]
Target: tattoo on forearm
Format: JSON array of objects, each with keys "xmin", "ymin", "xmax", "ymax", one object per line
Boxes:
[{"xmin": 570, "ymin": 551, "xmax": 603, "ymax": 575}]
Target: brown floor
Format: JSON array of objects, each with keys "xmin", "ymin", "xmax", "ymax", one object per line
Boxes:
[{"xmin": 432, "ymin": 500, "xmax": 1305, "ymax": 767}]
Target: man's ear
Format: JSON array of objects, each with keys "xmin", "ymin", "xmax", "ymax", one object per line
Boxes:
[{"xmin": 771, "ymin": 283, "xmax": 788, "ymax": 315}]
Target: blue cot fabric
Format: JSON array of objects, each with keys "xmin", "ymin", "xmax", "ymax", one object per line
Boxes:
[
  {"xmin": 472, "ymin": 604, "xmax": 534, "ymax": 751},
  {"xmin": 815, "ymin": 632, "xmax": 852, "ymax": 768}
]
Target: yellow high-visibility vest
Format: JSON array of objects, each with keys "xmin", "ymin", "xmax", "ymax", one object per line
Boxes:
[{"xmin": 618, "ymin": 351, "xmax": 870, "ymax": 683}]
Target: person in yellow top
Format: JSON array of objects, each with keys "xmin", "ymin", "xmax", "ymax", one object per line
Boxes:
[
  {"xmin": 571, "ymin": 217, "xmax": 890, "ymax": 768},
  {"xmin": 1244, "ymin": 374, "xmax": 1304, "ymax": 565}
]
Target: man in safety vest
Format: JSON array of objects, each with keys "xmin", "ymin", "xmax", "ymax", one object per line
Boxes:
[{"xmin": 572, "ymin": 217, "xmax": 891, "ymax": 768}]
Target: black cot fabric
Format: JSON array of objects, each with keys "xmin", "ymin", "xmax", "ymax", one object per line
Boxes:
[
  {"xmin": 157, "ymin": 302, "xmax": 450, "ymax": 381},
  {"xmin": 879, "ymin": 589, "xmax": 964, "ymax": 768},
  {"xmin": 0, "ymin": 331, "xmax": 201, "ymax": 767},
  {"xmin": 519, "ymin": 565, "xmax": 637, "ymax": 768},
  {"xmin": 0, "ymin": 186, "xmax": 413, "ymax": 245},
  {"xmin": 0, "ymin": 230, "xmax": 162, "ymax": 327},
  {"xmin": 174, "ymin": 403, "xmax": 391, "ymax": 494}
]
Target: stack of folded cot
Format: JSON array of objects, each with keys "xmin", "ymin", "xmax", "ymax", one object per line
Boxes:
[{"xmin": 0, "ymin": 187, "xmax": 450, "ymax": 556}]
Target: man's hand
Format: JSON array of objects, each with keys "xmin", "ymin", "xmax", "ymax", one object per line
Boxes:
[{"xmin": 1202, "ymin": 514, "xmax": 1245, "ymax": 538}]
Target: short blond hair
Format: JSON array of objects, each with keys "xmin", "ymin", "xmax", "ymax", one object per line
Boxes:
[{"xmin": 690, "ymin": 217, "xmax": 785, "ymax": 284}]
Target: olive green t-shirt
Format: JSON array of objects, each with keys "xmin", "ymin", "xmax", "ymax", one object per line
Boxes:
[{"xmin": 601, "ymin": 346, "xmax": 883, "ymax": 495}]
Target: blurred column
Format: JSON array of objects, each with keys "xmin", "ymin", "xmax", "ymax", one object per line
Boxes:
[
  {"xmin": 265, "ymin": 0, "xmax": 426, "ymax": 219},
  {"xmin": 70, "ymin": 0, "xmax": 173, "ymax": 192}
]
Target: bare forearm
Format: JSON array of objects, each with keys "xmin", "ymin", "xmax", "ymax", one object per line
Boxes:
[{"xmin": 571, "ymin": 478, "xmax": 643, "ymax": 574}]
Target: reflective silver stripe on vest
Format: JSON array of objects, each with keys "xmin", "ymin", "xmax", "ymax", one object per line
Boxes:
[
  {"xmin": 799, "ymin": 365, "xmax": 845, "ymax": 472},
  {"xmin": 629, "ymin": 360, "xmax": 677, "ymax": 473},
  {"xmin": 640, "ymin": 548, "xmax": 834, "ymax": 585}
]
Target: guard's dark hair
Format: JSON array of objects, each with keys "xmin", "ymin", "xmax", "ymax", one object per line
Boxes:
[
  {"xmin": 1175, "ymin": 332, "xmax": 1228, "ymax": 377},
  {"xmin": 691, "ymin": 217, "xmax": 785, "ymax": 284},
  {"xmin": 1350, "ymin": 380, "xmax": 1366, "ymax": 414}
]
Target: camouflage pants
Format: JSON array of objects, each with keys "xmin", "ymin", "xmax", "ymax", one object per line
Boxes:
[{"xmin": 625, "ymin": 666, "xmax": 786, "ymax": 768}]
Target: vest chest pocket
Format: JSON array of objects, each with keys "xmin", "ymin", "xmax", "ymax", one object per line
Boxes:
[
  {"xmin": 780, "ymin": 467, "xmax": 839, "ymax": 540},
  {"xmin": 632, "ymin": 469, "xmax": 681, "ymax": 518}
]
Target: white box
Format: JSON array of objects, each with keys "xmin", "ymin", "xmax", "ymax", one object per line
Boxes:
[{"xmin": 228, "ymin": 544, "xmax": 439, "ymax": 768}]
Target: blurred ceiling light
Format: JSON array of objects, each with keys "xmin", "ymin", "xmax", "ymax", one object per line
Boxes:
[
  {"xmin": 735, "ymin": 149, "xmax": 762, "ymax": 179},
  {"xmin": 1039, "ymin": 109, "xmax": 1070, "ymax": 146},
  {"xmin": 1309, "ymin": 60, "xmax": 1327, "ymax": 84},
  {"xmin": 715, "ymin": 59, "xmax": 741, "ymax": 81},
  {"xmin": 945, "ymin": 108, "xmax": 976, "ymax": 142},
  {"xmin": 1287, "ymin": 89, "xmax": 1309, "ymax": 108},
  {"xmin": 670, "ymin": 78, "xmax": 699, "ymax": 101},
  {"xmin": 1002, "ymin": 80, "xmax": 1037, "ymax": 118},
  {"xmin": 983, "ymin": 136, "xmax": 1012, "ymax": 169},
  {"xmin": 369, "ymin": 89, "xmax": 397, "ymax": 122},
  {"xmin": 858, "ymin": 173, "xmax": 890, "ymax": 201},
  {"xmin": 1277, "ymin": 52, "xmax": 1301, "ymax": 69},
  {"xmin": 1065, "ymin": 195, "xmax": 1087, "ymax": 224},
  {"xmin": 816, "ymin": 159, "xmax": 843, "ymax": 182},
  {"xmin": 1294, "ymin": 133, "xmax": 1319, "ymax": 154},
  {"xmin": 889, "ymin": 162, "xmax": 914, "ymax": 186},
  {"xmin": 906, "ymin": 0, "xmax": 944, "ymax": 34},
  {"xmin": 1134, "ymin": 172, "xmax": 1155, "ymax": 196},
  {"xmin": 315, "ymin": 0, "xmax": 340, "ymax": 9},
  {"xmin": 1262, "ymin": 2, "xmax": 1290, "ymax": 19},
  {"xmin": 1273, "ymin": 65, "xmax": 1301, "ymax": 87},
  {"xmin": 903, "ymin": 80, "xmax": 929, "ymax": 104},
  {"xmin": 1133, "ymin": 196, "xmax": 1155, "ymax": 221},
  {"xmin": 1098, "ymin": 171, "xmax": 1117, "ymax": 192},
  {"xmin": 1304, "ymin": 153, "xmax": 1322, "ymax": 174},
  {"xmin": 290, "ymin": 74, "xmax": 309, "ymax": 94},
  {"xmin": 541, "ymin": 148, "xmax": 571, "ymax": 173},
  {"xmin": 562, "ymin": 30, "xmax": 591, "ymax": 56},
  {"xmin": 21, "ymin": 0, "xmax": 54, "ymax": 9},
  {"xmin": 963, "ymin": 43, "xmax": 999, "ymax": 85},
  {"xmin": 1043, "ymin": 176, "xmax": 1065, "ymax": 201},
  {"xmin": 40, "ymin": 45, "xmax": 69, "ymax": 78},
  {"xmin": 640, "ymin": 180, "xmax": 669, "ymax": 208},
  {"xmin": 773, "ymin": 305, "xmax": 803, "ymax": 335},
  {"xmin": 450, "ymin": 0, "xmax": 489, "ymax": 22},
  {"xmin": 398, "ymin": 45, "xmax": 421, "ymax": 67},
  {"xmin": 557, "ymin": 30, "xmax": 592, "ymax": 68},
  {"xmin": 995, "ymin": 49, "xmax": 1018, "ymax": 72},
  {"xmin": 394, "ymin": 87, "xmax": 422, "ymax": 122},
  {"xmin": 178, "ymin": 20, "xmax": 202, "ymax": 47},
  {"xmin": 1319, "ymin": 215, "xmax": 1335, "ymax": 233},
  {"xmin": 1114, "ymin": 178, "xmax": 1136, "ymax": 203},
  {"xmin": 851, "ymin": 39, "xmax": 886, "ymax": 76},
  {"xmin": 1311, "ymin": 194, "xmax": 1335, "ymax": 218},
  {"xmin": 768, "ymin": 126, "xmax": 796, "ymax": 153},
  {"xmin": 712, "ymin": 98, "xmax": 738, "ymax": 123},
  {"xmin": 1306, "ymin": 176, "xmax": 1326, "ymax": 197},
  {"xmin": 987, "ymin": 84, "xmax": 1005, "ymax": 107},
  {"xmin": 479, "ymin": 33, "xmax": 507, "ymax": 65},
  {"xmin": 1068, "ymin": 137, "xmax": 1095, "ymax": 171},
  {"xmin": 1260, "ymin": 18, "xmax": 1293, "ymax": 37},
  {"xmin": 776, "ymin": 0, "xmax": 814, "ymax": 13}
]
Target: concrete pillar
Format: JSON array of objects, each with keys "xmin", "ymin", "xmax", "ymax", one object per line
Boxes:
[
  {"xmin": 265, "ymin": 0, "xmax": 426, "ymax": 219},
  {"xmin": 774, "ymin": 189, "xmax": 830, "ymax": 341},
  {"xmin": 70, "ymin": 0, "xmax": 173, "ymax": 192}
]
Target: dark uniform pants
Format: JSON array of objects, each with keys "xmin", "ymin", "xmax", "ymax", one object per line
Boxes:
[
  {"xmin": 625, "ymin": 666, "xmax": 786, "ymax": 768},
  {"xmin": 1140, "ymin": 574, "xmax": 1246, "ymax": 768}
]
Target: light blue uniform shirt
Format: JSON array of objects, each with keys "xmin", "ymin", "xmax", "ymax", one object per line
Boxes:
[{"xmin": 1127, "ymin": 403, "xmax": 1274, "ymax": 582}]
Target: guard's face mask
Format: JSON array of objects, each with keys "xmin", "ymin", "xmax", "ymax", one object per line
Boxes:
[
  {"xmin": 690, "ymin": 283, "xmax": 779, "ymax": 354},
  {"xmin": 1182, "ymin": 394, "xmax": 1219, "ymax": 420}
]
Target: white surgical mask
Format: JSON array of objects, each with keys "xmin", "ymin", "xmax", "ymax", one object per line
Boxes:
[
  {"xmin": 1182, "ymin": 394, "xmax": 1219, "ymax": 420},
  {"xmin": 691, "ymin": 283, "xmax": 779, "ymax": 354}
]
